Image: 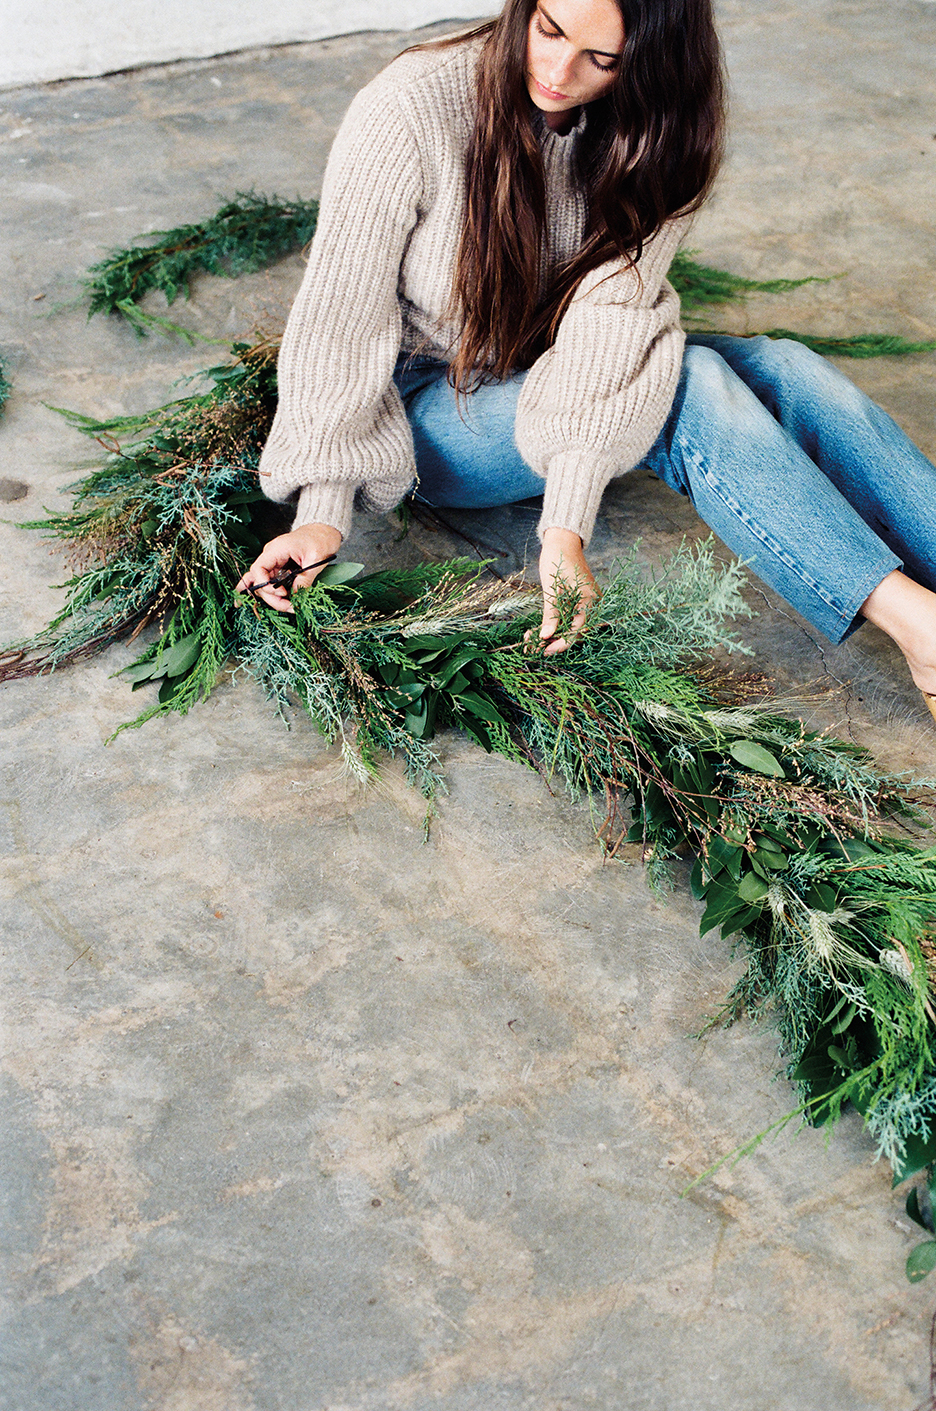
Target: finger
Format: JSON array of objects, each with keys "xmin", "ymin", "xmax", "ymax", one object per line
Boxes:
[
  {"xmin": 253, "ymin": 585, "xmax": 295, "ymax": 614},
  {"xmin": 234, "ymin": 564, "xmax": 266, "ymax": 592},
  {"xmin": 235, "ymin": 549, "xmax": 288, "ymax": 592},
  {"xmin": 539, "ymin": 606, "xmax": 559, "ymax": 641},
  {"xmin": 290, "ymin": 566, "xmax": 324, "ymax": 592},
  {"xmin": 542, "ymin": 606, "xmax": 590, "ymax": 656}
]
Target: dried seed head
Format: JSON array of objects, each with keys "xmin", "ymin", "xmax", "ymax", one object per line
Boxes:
[
  {"xmin": 880, "ymin": 948, "xmax": 914, "ymax": 985},
  {"xmin": 634, "ymin": 699, "xmax": 673, "ymax": 723},
  {"xmin": 703, "ymin": 709, "xmax": 758, "ymax": 733}
]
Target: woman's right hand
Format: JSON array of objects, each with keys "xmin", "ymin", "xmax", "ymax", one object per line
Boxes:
[{"xmin": 235, "ymin": 521, "xmax": 343, "ymax": 614}]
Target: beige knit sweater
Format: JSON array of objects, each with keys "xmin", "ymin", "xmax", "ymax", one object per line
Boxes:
[{"xmin": 258, "ymin": 34, "xmax": 689, "ymax": 546}]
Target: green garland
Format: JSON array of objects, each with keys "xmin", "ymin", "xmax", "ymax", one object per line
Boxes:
[
  {"xmin": 5, "ymin": 197, "xmax": 935, "ymax": 1281},
  {"xmin": 3, "ymin": 345, "xmax": 936, "ymax": 1254},
  {"xmin": 0, "ymin": 358, "xmax": 10, "ymax": 416}
]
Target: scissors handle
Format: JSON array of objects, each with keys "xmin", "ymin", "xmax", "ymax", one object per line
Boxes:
[{"xmin": 248, "ymin": 553, "xmax": 337, "ymax": 596}]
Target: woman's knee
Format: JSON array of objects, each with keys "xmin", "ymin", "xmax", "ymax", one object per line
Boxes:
[
  {"xmin": 678, "ymin": 342, "xmax": 757, "ymax": 424},
  {"xmin": 735, "ymin": 335, "xmax": 865, "ymax": 408}
]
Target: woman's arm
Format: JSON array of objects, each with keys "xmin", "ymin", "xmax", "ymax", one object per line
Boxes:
[
  {"xmin": 237, "ymin": 66, "xmax": 431, "ymax": 609},
  {"xmin": 256, "ymin": 73, "xmax": 426, "ymax": 541},
  {"xmin": 518, "ymin": 217, "xmax": 689, "ymax": 649},
  {"xmin": 516, "ymin": 215, "xmax": 690, "ymax": 550}
]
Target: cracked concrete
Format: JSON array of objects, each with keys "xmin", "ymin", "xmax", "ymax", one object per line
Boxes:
[{"xmin": 1, "ymin": 3, "xmax": 936, "ymax": 1408}]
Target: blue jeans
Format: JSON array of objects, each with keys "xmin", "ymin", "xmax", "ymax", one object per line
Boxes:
[{"xmin": 394, "ymin": 335, "xmax": 936, "ymax": 643}]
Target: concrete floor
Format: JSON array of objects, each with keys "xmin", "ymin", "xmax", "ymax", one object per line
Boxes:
[{"xmin": 2, "ymin": 2, "xmax": 936, "ymax": 1408}]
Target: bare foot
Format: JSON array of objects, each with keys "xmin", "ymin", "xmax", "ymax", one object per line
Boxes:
[{"xmin": 861, "ymin": 570, "xmax": 936, "ymax": 698}]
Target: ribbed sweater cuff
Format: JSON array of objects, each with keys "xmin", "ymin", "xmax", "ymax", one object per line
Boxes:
[
  {"xmin": 293, "ymin": 482, "xmax": 357, "ymax": 541},
  {"xmin": 538, "ymin": 453, "xmax": 615, "ymax": 548}
]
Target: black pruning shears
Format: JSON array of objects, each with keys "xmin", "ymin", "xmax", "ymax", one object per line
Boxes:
[{"xmin": 247, "ymin": 553, "xmax": 337, "ymax": 597}]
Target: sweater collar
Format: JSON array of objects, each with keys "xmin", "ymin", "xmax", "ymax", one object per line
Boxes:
[{"xmin": 532, "ymin": 102, "xmax": 588, "ymax": 150}]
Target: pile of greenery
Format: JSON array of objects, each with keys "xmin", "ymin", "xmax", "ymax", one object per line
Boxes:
[{"xmin": 4, "ymin": 194, "xmax": 936, "ymax": 1280}]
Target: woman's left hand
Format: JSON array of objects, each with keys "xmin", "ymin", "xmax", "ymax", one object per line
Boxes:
[{"xmin": 536, "ymin": 526, "xmax": 599, "ymax": 655}]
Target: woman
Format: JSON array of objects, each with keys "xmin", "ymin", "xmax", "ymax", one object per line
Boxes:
[{"xmin": 237, "ymin": 0, "xmax": 936, "ymax": 721}]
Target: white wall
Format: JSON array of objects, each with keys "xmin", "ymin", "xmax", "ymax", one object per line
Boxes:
[{"xmin": 0, "ymin": 0, "xmax": 487, "ymax": 90}]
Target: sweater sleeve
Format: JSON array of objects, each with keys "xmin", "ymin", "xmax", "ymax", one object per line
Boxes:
[
  {"xmin": 257, "ymin": 81, "xmax": 424, "ymax": 539},
  {"xmin": 514, "ymin": 215, "xmax": 690, "ymax": 547}
]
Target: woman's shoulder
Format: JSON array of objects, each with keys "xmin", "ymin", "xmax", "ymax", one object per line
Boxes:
[{"xmin": 347, "ymin": 30, "xmax": 484, "ymax": 125}]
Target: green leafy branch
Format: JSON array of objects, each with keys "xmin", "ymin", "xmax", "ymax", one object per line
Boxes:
[
  {"xmin": 669, "ymin": 249, "xmax": 936, "ymax": 358},
  {"xmin": 82, "ymin": 192, "xmax": 319, "ymax": 336}
]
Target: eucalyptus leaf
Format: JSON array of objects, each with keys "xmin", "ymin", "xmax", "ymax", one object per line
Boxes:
[
  {"xmin": 751, "ymin": 834, "xmax": 788, "ymax": 869},
  {"xmin": 738, "ymin": 871, "xmax": 770, "ymax": 903},
  {"xmin": 404, "ymin": 699, "xmax": 430, "ymax": 738},
  {"xmin": 436, "ymin": 649, "xmax": 484, "ymax": 688},
  {"xmin": 906, "ymin": 1187, "xmax": 935, "ymax": 1232},
  {"xmin": 457, "ymin": 690, "xmax": 507, "ymax": 726},
  {"xmin": 819, "ymin": 836, "xmax": 879, "ymax": 862},
  {"xmin": 459, "ymin": 716, "xmax": 494, "ymax": 753},
  {"xmin": 707, "ymin": 833, "xmax": 743, "ymax": 877},
  {"xmin": 807, "ymin": 882, "xmax": 838, "ymax": 913},
  {"xmin": 226, "ymin": 489, "xmax": 266, "ymax": 505},
  {"xmin": 699, "ymin": 879, "xmax": 746, "ymax": 936},
  {"xmin": 385, "ymin": 687, "xmax": 422, "ymax": 711},
  {"xmin": 121, "ymin": 656, "xmax": 166, "ymax": 684},
  {"xmin": 830, "ymin": 1002, "xmax": 858, "ymax": 1036},
  {"xmin": 316, "ymin": 561, "xmax": 364, "ymax": 586},
  {"xmin": 163, "ymin": 632, "xmax": 201, "ymax": 677},
  {"xmin": 827, "ymin": 1044, "xmax": 861, "ymax": 1073},
  {"xmin": 906, "ymin": 1240, "xmax": 936, "ymax": 1282},
  {"xmin": 892, "ymin": 1128, "xmax": 936, "ymax": 1186},
  {"xmin": 714, "ymin": 903, "xmax": 767, "ymax": 939},
  {"xmin": 728, "ymin": 739, "xmax": 785, "ymax": 776}
]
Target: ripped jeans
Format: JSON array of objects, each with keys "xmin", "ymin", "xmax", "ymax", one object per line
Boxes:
[{"xmin": 394, "ymin": 334, "xmax": 936, "ymax": 644}]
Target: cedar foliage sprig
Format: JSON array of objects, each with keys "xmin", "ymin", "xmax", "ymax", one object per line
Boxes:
[
  {"xmin": 669, "ymin": 249, "xmax": 936, "ymax": 358},
  {"xmin": 668, "ymin": 250, "xmax": 829, "ymax": 309},
  {"xmin": 82, "ymin": 193, "xmax": 319, "ymax": 336}
]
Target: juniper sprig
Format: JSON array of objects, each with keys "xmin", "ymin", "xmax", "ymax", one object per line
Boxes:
[{"xmin": 82, "ymin": 193, "xmax": 319, "ymax": 335}]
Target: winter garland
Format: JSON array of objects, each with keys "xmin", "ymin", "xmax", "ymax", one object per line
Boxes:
[{"xmin": 4, "ymin": 197, "xmax": 936, "ymax": 1279}]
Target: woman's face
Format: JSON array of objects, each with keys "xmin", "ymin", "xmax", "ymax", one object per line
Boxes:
[{"xmin": 525, "ymin": 0, "xmax": 625, "ymax": 123}]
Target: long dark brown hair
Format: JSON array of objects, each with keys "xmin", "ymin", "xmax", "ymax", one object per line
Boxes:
[{"xmin": 428, "ymin": 0, "xmax": 724, "ymax": 390}]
